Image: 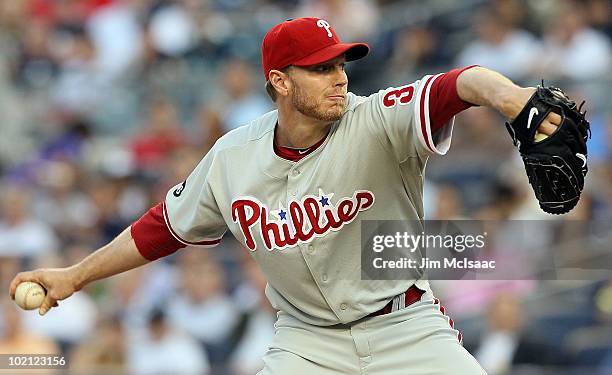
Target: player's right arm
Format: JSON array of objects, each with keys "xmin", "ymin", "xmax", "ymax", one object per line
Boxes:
[
  {"xmin": 9, "ymin": 227, "xmax": 150, "ymax": 316},
  {"xmin": 9, "ymin": 140, "xmax": 227, "ymax": 316}
]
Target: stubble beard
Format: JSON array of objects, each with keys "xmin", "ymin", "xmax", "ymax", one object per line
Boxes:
[{"xmin": 291, "ymin": 80, "xmax": 345, "ymax": 122}]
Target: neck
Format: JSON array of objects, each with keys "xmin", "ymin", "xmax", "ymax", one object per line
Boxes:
[{"xmin": 275, "ymin": 104, "xmax": 333, "ymax": 148}]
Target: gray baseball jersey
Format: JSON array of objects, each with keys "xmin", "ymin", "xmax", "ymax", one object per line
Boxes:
[{"xmin": 163, "ymin": 73, "xmax": 454, "ymax": 326}]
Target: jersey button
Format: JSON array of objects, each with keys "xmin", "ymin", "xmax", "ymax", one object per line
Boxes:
[
  {"xmin": 322, "ymin": 274, "xmax": 328, "ymax": 282},
  {"xmin": 340, "ymin": 303, "xmax": 348, "ymax": 310},
  {"xmin": 308, "ymin": 244, "xmax": 314, "ymax": 254},
  {"xmin": 292, "ymin": 169, "xmax": 300, "ymax": 176}
]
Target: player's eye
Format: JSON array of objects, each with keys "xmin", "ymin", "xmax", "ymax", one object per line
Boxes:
[
  {"xmin": 314, "ymin": 65, "xmax": 332, "ymax": 72},
  {"xmin": 312, "ymin": 63, "xmax": 345, "ymax": 73}
]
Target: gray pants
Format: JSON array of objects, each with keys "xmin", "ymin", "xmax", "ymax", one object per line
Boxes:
[{"xmin": 259, "ymin": 291, "xmax": 486, "ymax": 374}]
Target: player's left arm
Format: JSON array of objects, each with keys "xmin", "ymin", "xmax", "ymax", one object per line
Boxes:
[{"xmin": 455, "ymin": 66, "xmax": 560, "ymax": 135}]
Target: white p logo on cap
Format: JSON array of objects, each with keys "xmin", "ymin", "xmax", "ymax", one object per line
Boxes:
[{"xmin": 317, "ymin": 19, "xmax": 332, "ymax": 38}]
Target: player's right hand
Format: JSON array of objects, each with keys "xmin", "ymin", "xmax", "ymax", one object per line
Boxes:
[{"xmin": 9, "ymin": 268, "xmax": 80, "ymax": 316}]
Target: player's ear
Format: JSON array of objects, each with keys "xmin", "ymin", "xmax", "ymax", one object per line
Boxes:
[{"xmin": 269, "ymin": 70, "xmax": 291, "ymax": 98}]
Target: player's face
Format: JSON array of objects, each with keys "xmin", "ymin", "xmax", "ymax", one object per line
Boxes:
[{"xmin": 287, "ymin": 56, "xmax": 348, "ymax": 122}]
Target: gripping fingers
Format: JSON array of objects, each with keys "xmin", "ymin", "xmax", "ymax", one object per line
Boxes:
[
  {"xmin": 9, "ymin": 272, "xmax": 31, "ymax": 300},
  {"xmin": 538, "ymin": 120, "xmax": 559, "ymax": 136},
  {"xmin": 39, "ymin": 294, "xmax": 57, "ymax": 316},
  {"xmin": 548, "ymin": 112, "xmax": 562, "ymax": 125},
  {"xmin": 9, "ymin": 276, "xmax": 21, "ymax": 300},
  {"xmin": 536, "ymin": 113, "xmax": 562, "ymax": 136}
]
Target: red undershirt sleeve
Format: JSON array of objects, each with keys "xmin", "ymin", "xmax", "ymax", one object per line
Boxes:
[
  {"xmin": 131, "ymin": 202, "xmax": 186, "ymax": 261},
  {"xmin": 428, "ymin": 65, "xmax": 478, "ymax": 134}
]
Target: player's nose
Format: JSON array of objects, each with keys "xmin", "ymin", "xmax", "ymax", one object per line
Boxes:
[{"xmin": 333, "ymin": 68, "xmax": 348, "ymax": 87}]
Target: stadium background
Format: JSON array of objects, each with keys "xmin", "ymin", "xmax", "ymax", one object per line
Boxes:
[{"xmin": 0, "ymin": 0, "xmax": 610, "ymax": 374}]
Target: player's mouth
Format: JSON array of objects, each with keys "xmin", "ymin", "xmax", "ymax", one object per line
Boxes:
[{"xmin": 327, "ymin": 95, "xmax": 345, "ymax": 101}]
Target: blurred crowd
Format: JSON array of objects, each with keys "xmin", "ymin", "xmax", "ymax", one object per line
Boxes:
[{"xmin": 0, "ymin": 0, "xmax": 610, "ymax": 374}]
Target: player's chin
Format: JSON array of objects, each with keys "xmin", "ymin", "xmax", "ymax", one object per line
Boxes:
[{"xmin": 322, "ymin": 106, "xmax": 344, "ymax": 121}]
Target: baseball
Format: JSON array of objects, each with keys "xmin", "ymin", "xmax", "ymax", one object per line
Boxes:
[
  {"xmin": 14, "ymin": 281, "xmax": 46, "ymax": 310},
  {"xmin": 534, "ymin": 132, "xmax": 549, "ymax": 142}
]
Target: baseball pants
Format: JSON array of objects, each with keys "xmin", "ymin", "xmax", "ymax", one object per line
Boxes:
[{"xmin": 258, "ymin": 290, "xmax": 486, "ymax": 375}]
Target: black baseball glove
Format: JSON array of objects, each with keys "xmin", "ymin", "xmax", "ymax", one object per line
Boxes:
[{"xmin": 505, "ymin": 85, "xmax": 590, "ymax": 215}]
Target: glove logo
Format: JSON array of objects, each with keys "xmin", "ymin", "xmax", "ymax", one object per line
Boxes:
[
  {"xmin": 527, "ymin": 107, "xmax": 539, "ymax": 129},
  {"xmin": 576, "ymin": 153, "xmax": 587, "ymax": 167}
]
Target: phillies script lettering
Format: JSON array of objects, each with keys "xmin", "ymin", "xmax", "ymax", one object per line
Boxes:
[{"xmin": 231, "ymin": 190, "xmax": 375, "ymax": 251}]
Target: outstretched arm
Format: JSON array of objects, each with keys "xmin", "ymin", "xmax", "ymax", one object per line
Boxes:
[
  {"xmin": 9, "ymin": 227, "xmax": 150, "ymax": 315},
  {"xmin": 456, "ymin": 66, "xmax": 561, "ymax": 135}
]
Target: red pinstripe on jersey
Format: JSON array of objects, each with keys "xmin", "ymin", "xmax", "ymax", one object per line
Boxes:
[
  {"xmin": 434, "ymin": 297, "xmax": 463, "ymax": 344},
  {"xmin": 419, "ymin": 74, "xmax": 438, "ymax": 152}
]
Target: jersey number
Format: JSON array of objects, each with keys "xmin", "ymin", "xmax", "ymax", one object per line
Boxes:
[{"xmin": 383, "ymin": 85, "xmax": 415, "ymax": 107}]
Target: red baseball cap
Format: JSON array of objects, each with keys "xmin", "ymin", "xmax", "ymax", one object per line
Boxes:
[{"xmin": 262, "ymin": 17, "xmax": 370, "ymax": 81}]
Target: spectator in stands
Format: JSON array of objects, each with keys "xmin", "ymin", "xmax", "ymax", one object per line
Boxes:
[
  {"xmin": 564, "ymin": 280, "xmax": 612, "ymax": 369},
  {"xmin": 86, "ymin": 0, "xmax": 144, "ymax": 78},
  {"xmin": 474, "ymin": 292, "xmax": 563, "ymax": 374},
  {"xmin": 126, "ymin": 308, "xmax": 209, "ymax": 375},
  {"xmin": 429, "ymin": 183, "xmax": 467, "ymax": 220},
  {"xmin": 33, "ymin": 160, "xmax": 98, "ymax": 243},
  {"xmin": 0, "ymin": 186, "xmax": 59, "ymax": 261},
  {"xmin": 200, "ymin": 58, "xmax": 272, "ymax": 133},
  {"xmin": 229, "ymin": 256, "xmax": 276, "ymax": 375},
  {"xmin": 385, "ymin": 25, "xmax": 441, "ymax": 83},
  {"xmin": 537, "ymin": 0, "xmax": 611, "ymax": 81},
  {"xmin": 130, "ymin": 97, "xmax": 185, "ymax": 174},
  {"xmin": 107, "ymin": 261, "xmax": 177, "ymax": 329},
  {"xmin": 51, "ymin": 27, "xmax": 106, "ymax": 115},
  {"xmin": 294, "ymin": 0, "xmax": 380, "ymax": 41},
  {"xmin": 585, "ymin": 0, "xmax": 611, "ymax": 38},
  {"xmin": 456, "ymin": 6, "xmax": 540, "ymax": 81},
  {"xmin": 12, "ymin": 19, "xmax": 57, "ymax": 89},
  {"xmin": 167, "ymin": 250, "xmax": 239, "ymax": 362},
  {"xmin": 145, "ymin": 1, "xmax": 198, "ymax": 59},
  {"xmin": 0, "ymin": 299, "xmax": 59, "ymax": 355},
  {"xmin": 84, "ymin": 177, "xmax": 131, "ymax": 243},
  {"xmin": 69, "ymin": 314, "xmax": 126, "ymax": 375}
]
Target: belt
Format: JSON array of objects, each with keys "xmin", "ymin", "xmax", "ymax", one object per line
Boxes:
[{"xmin": 368, "ymin": 285, "xmax": 424, "ymax": 317}]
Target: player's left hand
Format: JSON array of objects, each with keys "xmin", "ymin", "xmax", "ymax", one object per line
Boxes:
[
  {"xmin": 504, "ymin": 85, "xmax": 590, "ymax": 215},
  {"xmin": 512, "ymin": 87, "xmax": 560, "ymax": 136}
]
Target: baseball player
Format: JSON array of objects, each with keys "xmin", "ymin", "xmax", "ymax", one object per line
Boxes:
[{"xmin": 11, "ymin": 17, "xmax": 573, "ymax": 374}]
